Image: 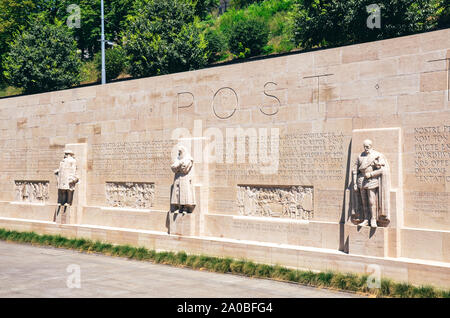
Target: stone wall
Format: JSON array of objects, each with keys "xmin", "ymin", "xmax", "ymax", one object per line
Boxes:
[{"xmin": 0, "ymin": 29, "xmax": 449, "ymax": 266}]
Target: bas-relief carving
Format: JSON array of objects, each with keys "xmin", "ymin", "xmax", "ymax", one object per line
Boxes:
[
  {"xmin": 237, "ymin": 185, "xmax": 314, "ymax": 220},
  {"xmin": 350, "ymin": 139, "xmax": 390, "ymax": 227},
  {"xmin": 106, "ymin": 182, "xmax": 155, "ymax": 209},
  {"xmin": 14, "ymin": 181, "xmax": 49, "ymax": 203}
]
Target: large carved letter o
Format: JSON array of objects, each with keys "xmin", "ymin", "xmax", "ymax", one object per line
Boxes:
[{"xmin": 212, "ymin": 87, "xmax": 238, "ymax": 119}]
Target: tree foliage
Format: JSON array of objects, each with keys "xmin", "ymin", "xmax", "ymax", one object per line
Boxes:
[
  {"xmin": 205, "ymin": 28, "xmax": 228, "ymax": 62},
  {"xmin": 228, "ymin": 16, "xmax": 269, "ymax": 58},
  {"xmin": 292, "ymin": 0, "xmax": 447, "ymax": 49},
  {"xmin": 0, "ymin": 0, "xmax": 45, "ymax": 86},
  {"xmin": 94, "ymin": 46, "xmax": 128, "ymax": 82},
  {"xmin": 1, "ymin": 0, "xmax": 448, "ymax": 96},
  {"xmin": 123, "ymin": 0, "xmax": 208, "ymax": 78},
  {"xmin": 0, "ymin": 0, "xmax": 43, "ymax": 55},
  {"xmin": 2, "ymin": 14, "xmax": 81, "ymax": 94},
  {"xmin": 46, "ymin": 0, "xmax": 135, "ymax": 59},
  {"xmin": 230, "ymin": 0, "xmax": 264, "ymax": 10},
  {"xmin": 194, "ymin": 0, "xmax": 220, "ymax": 18}
]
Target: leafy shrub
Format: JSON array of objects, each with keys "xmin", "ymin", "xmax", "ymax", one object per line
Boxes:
[
  {"xmin": 123, "ymin": 0, "xmax": 208, "ymax": 78},
  {"xmin": 2, "ymin": 14, "xmax": 81, "ymax": 94},
  {"xmin": 94, "ymin": 46, "xmax": 128, "ymax": 82},
  {"xmin": 205, "ymin": 28, "xmax": 227, "ymax": 62},
  {"xmin": 194, "ymin": 0, "xmax": 220, "ymax": 18},
  {"xmin": 228, "ymin": 16, "xmax": 269, "ymax": 58},
  {"xmin": 80, "ymin": 60, "xmax": 99, "ymax": 84},
  {"xmin": 292, "ymin": 0, "xmax": 446, "ymax": 49},
  {"xmin": 230, "ymin": 0, "xmax": 264, "ymax": 9}
]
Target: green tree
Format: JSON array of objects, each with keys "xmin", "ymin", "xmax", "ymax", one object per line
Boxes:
[
  {"xmin": 194, "ymin": 0, "xmax": 220, "ymax": 18},
  {"xmin": 2, "ymin": 14, "xmax": 82, "ymax": 94},
  {"xmin": 292, "ymin": 0, "xmax": 446, "ymax": 49},
  {"xmin": 123, "ymin": 0, "xmax": 208, "ymax": 78},
  {"xmin": 205, "ymin": 28, "xmax": 227, "ymax": 62},
  {"xmin": 230, "ymin": 0, "xmax": 264, "ymax": 9},
  {"xmin": 437, "ymin": 4, "xmax": 450, "ymax": 28},
  {"xmin": 0, "ymin": 0, "xmax": 44, "ymax": 55},
  {"xmin": 0, "ymin": 0, "xmax": 49, "ymax": 86},
  {"xmin": 35, "ymin": 0, "xmax": 135, "ymax": 59},
  {"xmin": 228, "ymin": 16, "xmax": 269, "ymax": 58},
  {"xmin": 94, "ymin": 46, "xmax": 128, "ymax": 82}
]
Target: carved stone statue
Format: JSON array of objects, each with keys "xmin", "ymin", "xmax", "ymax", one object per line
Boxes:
[
  {"xmin": 351, "ymin": 139, "xmax": 390, "ymax": 227},
  {"xmin": 54, "ymin": 149, "xmax": 79, "ymax": 207},
  {"xmin": 170, "ymin": 146, "xmax": 195, "ymax": 214}
]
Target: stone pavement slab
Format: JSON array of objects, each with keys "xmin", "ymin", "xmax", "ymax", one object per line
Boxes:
[{"xmin": 0, "ymin": 241, "xmax": 364, "ymax": 298}]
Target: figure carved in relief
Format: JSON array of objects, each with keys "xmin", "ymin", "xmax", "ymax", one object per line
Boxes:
[
  {"xmin": 54, "ymin": 149, "xmax": 79, "ymax": 207},
  {"xmin": 170, "ymin": 146, "xmax": 195, "ymax": 214},
  {"xmin": 106, "ymin": 182, "xmax": 155, "ymax": 209},
  {"xmin": 351, "ymin": 140, "xmax": 390, "ymax": 227},
  {"xmin": 237, "ymin": 185, "xmax": 314, "ymax": 220},
  {"xmin": 15, "ymin": 181, "xmax": 49, "ymax": 203}
]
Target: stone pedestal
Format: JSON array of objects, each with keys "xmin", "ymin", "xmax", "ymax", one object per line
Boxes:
[
  {"xmin": 167, "ymin": 178, "xmax": 206, "ymax": 236},
  {"xmin": 167, "ymin": 212, "xmax": 193, "ymax": 236},
  {"xmin": 345, "ymin": 224, "xmax": 391, "ymax": 258},
  {"xmin": 54, "ymin": 205, "xmax": 72, "ymax": 224}
]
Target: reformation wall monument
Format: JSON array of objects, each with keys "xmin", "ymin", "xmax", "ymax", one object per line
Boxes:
[{"xmin": 0, "ymin": 29, "xmax": 449, "ymax": 288}]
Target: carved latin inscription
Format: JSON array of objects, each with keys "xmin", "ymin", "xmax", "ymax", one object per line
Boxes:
[
  {"xmin": 237, "ymin": 185, "xmax": 314, "ymax": 219},
  {"xmin": 414, "ymin": 125, "xmax": 450, "ymax": 183},
  {"xmin": 15, "ymin": 180, "xmax": 49, "ymax": 203},
  {"xmin": 216, "ymin": 132, "xmax": 345, "ymax": 183},
  {"xmin": 92, "ymin": 141, "xmax": 174, "ymax": 178},
  {"xmin": 106, "ymin": 182, "xmax": 155, "ymax": 209}
]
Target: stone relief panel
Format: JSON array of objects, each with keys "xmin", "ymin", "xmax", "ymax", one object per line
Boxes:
[
  {"xmin": 105, "ymin": 182, "xmax": 155, "ymax": 209},
  {"xmin": 237, "ymin": 185, "xmax": 314, "ymax": 219},
  {"xmin": 14, "ymin": 181, "xmax": 49, "ymax": 203}
]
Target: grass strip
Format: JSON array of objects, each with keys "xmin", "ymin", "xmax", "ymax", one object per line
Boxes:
[{"xmin": 0, "ymin": 228, "xmax": 448, "ymax": 298}]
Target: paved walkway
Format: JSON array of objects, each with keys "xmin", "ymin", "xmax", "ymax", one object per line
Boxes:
[{"xmin": 0, "ymin": 241, "xmax": 363, "ymax": 298}]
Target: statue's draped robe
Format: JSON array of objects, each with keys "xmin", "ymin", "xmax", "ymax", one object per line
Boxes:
[{"xmin": 170, "ymin": 154, "xmax": 195, "ymax": 206}]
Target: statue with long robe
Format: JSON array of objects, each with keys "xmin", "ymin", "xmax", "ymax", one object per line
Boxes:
[{"xmin": 170, "ymin": 146, "xmax": 195, "ymax": 214}]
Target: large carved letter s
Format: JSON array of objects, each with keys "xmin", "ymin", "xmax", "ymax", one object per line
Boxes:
[{"xmin": 260, "ymin": 82, "xmax": 281, "ymax": 116}]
